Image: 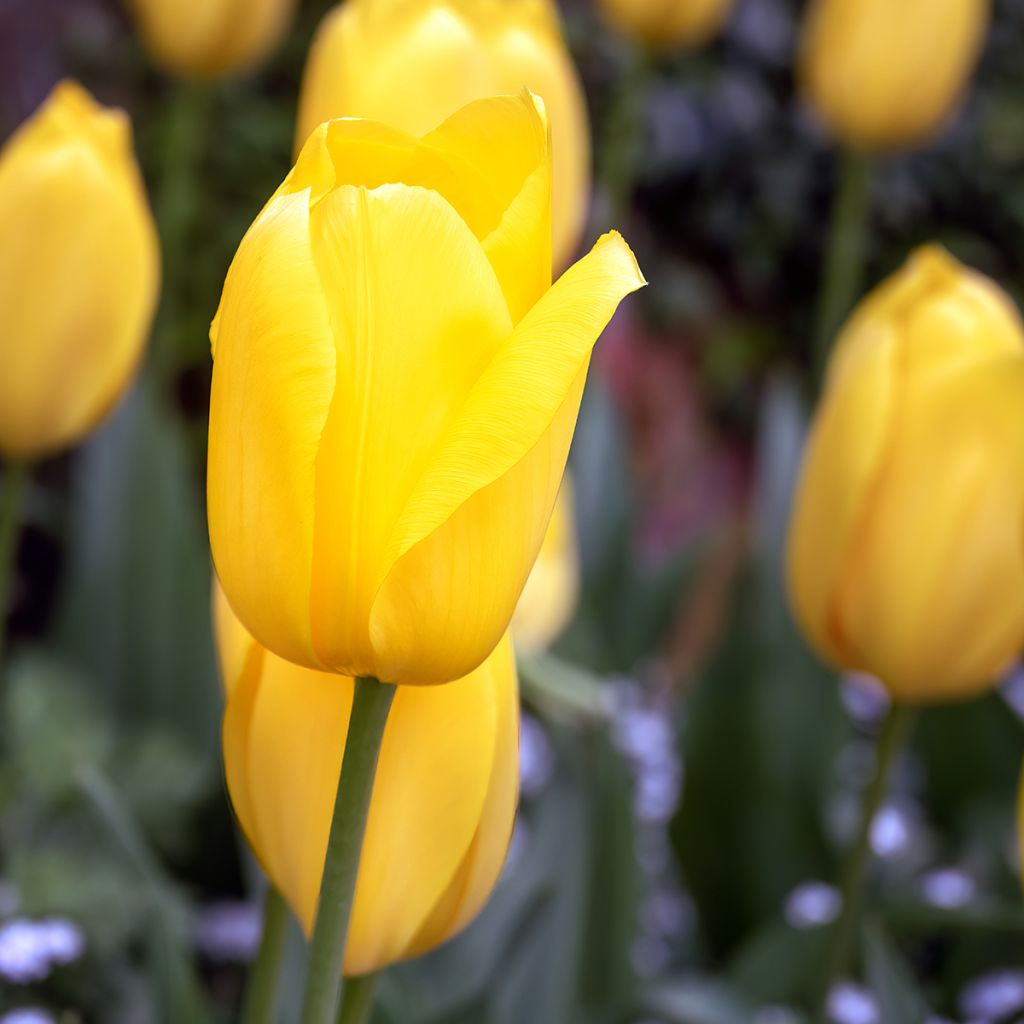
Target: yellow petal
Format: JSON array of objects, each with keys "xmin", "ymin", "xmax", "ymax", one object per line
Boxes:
[
  {"xmin": 511, "ymin": 474, "xmax": 579, "ymax": 653},
  {"xmin": 208, "ymin": 190, "xmax": 335, "ymax": 669},
  {"xmin": 304, "ymin": 182, "xmax": 513, "ymax": 677},
  {"xmin": 370, "ymin": 231, "xmax": 645, "ymax": 684},
  {"xmin": 837, "ymin": 358, "xmax": 1024, "ymax": 700}
]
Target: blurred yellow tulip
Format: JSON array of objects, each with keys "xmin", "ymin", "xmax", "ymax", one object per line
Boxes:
[
  {"xmin": 214, "ymin": 584, "xmax": 518, "ymax": 975},
  {"xmin": 787, "ymin": 246, "xmax": 1024, "ymax": 703},
  {"xmin": 512, "ymin": 476, "xmax": 579, "ymax": 653},
  {"xmin": 595, "ymin": 0, "xmax": 734, "ymax": 50},
  {"xmin": 208, "ymin": 91, "xmax": 643, "ymax": 686},
  {"xmin": 0, "ymin": 81, "xmax": 159, "ymax": 460},
  {"xmin": 295, "ymin": 0, "xmax": 590, "ymax": 268},
  {"xmin": 800, "ymin": 0, "xmax": 990, "ymax": 150},
  {"xmin": 126, "ymin": 0, "xmax": 296, "ymax": 78}
]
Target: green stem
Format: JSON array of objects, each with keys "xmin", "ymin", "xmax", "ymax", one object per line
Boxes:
[
  {"xmin": 299, "ymin": 676, "xmax": 395, "ymax": 1024},
  {"xmin": 815, "ymin": 703, "xmax": 914, "ymax": 1019},
  {"xmin": 336, "ymin": 973, "xmax": 377, "ymax": 1024},
  {"xmin": 242, "ymin": 886, "xmax": 291, "ymax": 1024},
  {"xmin": 600, "ymin": 48, "xmax": 654, "ymax": 227},
  {"xmin": 813, "ymin": 150, "xmax": 873, "ymax": 384},
  {"xmin": 0, "ymin": 462, "xmax": 29, "ymax": 672}
]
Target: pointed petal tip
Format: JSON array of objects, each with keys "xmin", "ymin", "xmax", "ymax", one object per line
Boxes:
[{"xmin": 593, "ymin": 230, "xmax": 647, "ymax": 291}]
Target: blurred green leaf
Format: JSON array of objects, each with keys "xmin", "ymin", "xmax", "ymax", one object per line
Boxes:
[
  {"xmin": 863, "ymin": 924, "xmax": 930, "ymax": 1023},
  {"xmin": 55, "ymin": 378, "xmax": 220, "ymax": 759},
  {"xmin": 639, "ymin": 977, "xmax": 757, "ymax": 1024}
]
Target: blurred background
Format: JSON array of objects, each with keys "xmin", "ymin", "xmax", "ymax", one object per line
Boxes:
[{"xmin": 2, "ymin": 0, "xmax": 1024, "ymax": 1021}]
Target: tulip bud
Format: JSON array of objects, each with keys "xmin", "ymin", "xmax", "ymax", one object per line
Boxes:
[
  {"xmin": 787, "ymin": 246, "xmax": 1024, "ymax": 703},
  {"xmin": 295, "ymin": 0, "xmax": 590, "ymax": 269},
  {"xmin": 214, "ymin": 584, "xmax": 518, "ymax": 975},
  {"xmin": 0, "ymin": 82, "xmax": 159, "ymax": 460},
  {"xmin": 800, "ymin": 0, "xmax": 990, "ymax": 150},
  {"xmin": 208, "ymin": 91, "xmax": 643, "ymax": 686},
  {"xmin": 126, "ymin": 0, "xmax": 296, "ymax": 78},
  {"xmin": 511, "ymin": 476, "xmax": 579, "ymax": 653},
  {"xmin": 595, "ymin": 0, "xmax": 734, "ymax": 50}
]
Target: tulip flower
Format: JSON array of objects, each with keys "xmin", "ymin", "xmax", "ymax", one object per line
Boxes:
[
  {"xmin": 787, "ymin": 246, "xmax": 1024, "ymax": 703},
  {"xmin": 800, "ymin": 0, "xmax": 990, "ymax": 150},
  {"xmin": 215, "ymin": 585, "xmax": 518, "ymax": 975},
  {"xmin": 295, "ymin": 0, "xmax": 589, "ymax": 268},
  {"xmin": 511, "ymin": 476, "xmax": 579, "ymax": 653},
  {"xmin": 126, "ymin": 0, "xmax": 296, "ymax": 78},
  {"xmin": 208, "ymin": 91, "xmax": 644, "ymax": 686},
  {"xmin": 595, "ymin": 0, "xmax": 734, "ymax": 50},
  {"xmin": 0, "ymin": 81, "xmax": 159, "ymax": 460}
]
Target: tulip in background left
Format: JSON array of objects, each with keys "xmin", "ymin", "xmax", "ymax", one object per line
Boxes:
[
  {"xmin": 0, "ymin": 81, "xmax": 159, "ymax": 462},
  {"xmin": 125, "ymin": 0, "xmax": 298, "ymax": 79}
]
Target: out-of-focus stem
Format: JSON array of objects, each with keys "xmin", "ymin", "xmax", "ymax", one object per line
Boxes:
[
  {"xmin": 336, "ymin": 972, "xmax": 377, "ymax": 1024},
  {"xmin": 0, "ymin": 461, "xmax": 29, "ymax": 673},
  {"xmin": 815, "ymin": 702, "xmax": 913, "ymax": 1020},
  {"xmin": 813, "ymin": 150, "xmax": 873, "ymax": 384},
  {"xmin": 242, "ymin": 886, "xmax": 291, "ymax": 1024}
]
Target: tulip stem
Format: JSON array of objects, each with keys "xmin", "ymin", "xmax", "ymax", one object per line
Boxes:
[
  {"xmin": 242, "ymin": 886, "xmax": 291, "ymax": 1024},
  {"xmin": 336, "ymin": 973, "xmax": 377, "ymax": 1024},
  {"xmin": 0, "ymin": 461, "xmax": 29, "ymax": 672},
  {"xmin": 815, "ymin": 702, "xmax": 914, "ymax": 1019},
  {"xmin": 814, "ymin": 150, "xmax": 873, "ymax": 384},
  {"xmin": 299, "ymin": 676, "xmax": 395, "ymax": 1024}
]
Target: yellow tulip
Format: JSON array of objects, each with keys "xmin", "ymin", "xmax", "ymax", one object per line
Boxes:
[
  {"xmin": 800, "ymin": 0, "xmax": 990, "ymax": 150},
  {"xmin": 0, "ymin": 81, "xmax": 159, "ymax": 460},
  {"xmin": 126, "ymin": 0, "xmax": 296, "ymax": 78},
  {"xmin": 595, "ymin": 0, "xmax": 734, "ymax": 50},
  {"xmin": 295, "ymin": 0, "xmax": 590, "ymax": 268},
  {"xmin": 511, "ymin": 475, "xmax": 579, "ymax": 653},
  {"xmin": 787, "ymin": 246, "xmax": 1024, "ymax": 703},
  {"xmin": 208, "ymin": 91, "xmax": 643, "ymax": 686},
  {"xmin": 214, "ymin": 584, "xmax": 518, "ymax": 975}
]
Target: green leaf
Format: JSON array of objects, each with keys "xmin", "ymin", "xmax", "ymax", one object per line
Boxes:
[{"xmin": 863, "ymin": 924, "xmax": 930, "ymax": 1024}]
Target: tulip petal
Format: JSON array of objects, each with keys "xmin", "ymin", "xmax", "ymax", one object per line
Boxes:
[
  {"xmin": 208, "ymin": 190, "xmax": 336, "ymax": 669},
  {"xmin": 221, "ymin": 628, "xmax": 512, "ymax": 975},
  {"xmin": 370, "ymin": 231, "xmax": 645, "ymax": 684},
  {"xmin": 406, "ymin": 635, "xmax": 519, "ymax": 955},
  {"xmin": 305, "ymin": 182, "xmax": 512, "ymax": 677}
]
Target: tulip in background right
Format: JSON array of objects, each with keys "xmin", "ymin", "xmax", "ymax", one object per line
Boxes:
[
  {"xmin": 787, "ymin": 245, "xmax": 1024, "ymax": 704},
  {"xmin": 800, "ymin": 0, "xmax": 991, "ymax": 150},
  {"xmin": 595, "ymin": 0, "xmax": 734, "ymax": 50}
]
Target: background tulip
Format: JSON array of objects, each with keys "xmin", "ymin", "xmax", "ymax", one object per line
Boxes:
[
  {"xmin": 787, "ymin": 246, "xmax": 1024, "ymax": 702},
  {"xmin": 0, "ymin": 81, "xmax": 159, "ymax": 460},
  {"xmin": 595, "ymin": 0, "xmax": 734, "ymax": 50},
  {"xmin": 800, "ymin": 0, "xmax": 991, "ymax": 150},
  {"xmin": 511, "ymin": 476, "xmax": 579, "ymax": 653},
  {"xmin": 295, "ymin": 0, "xmax": 590, "ymax": 269},
  {"xmin": 215, "ymin": 584, "xmax": 518, "ymax": 976},
  {"xmin": 125, "ymin": 0, "xmax": 297, "ymax": 78},
  {"xmin": 208, "ymin": 92, "xmax": 643, "ymax": 686}
]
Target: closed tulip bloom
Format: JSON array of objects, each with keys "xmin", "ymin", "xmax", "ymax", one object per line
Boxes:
[
  {"xmin": 126, "ymin": 0, "xmax": 296, "ymax": 78},
  {"xmin": 511, "ymin": 476, "xmax": 579, "ymax": 653},
  {"xmin": 215, "ymin": 585, "xmax": 518, "ymax": 975},
  {"xmin": 208, "ymin": 92, "xmax": 643, "ymax": 686},
  {"xmin": 787, "ymin": 246, "xmax": 1024, "ymax": 703},
  {"xmin": 0, "ymin": 81, "xmax": 158, "ymax": 460},
  {"xmin": 800, "ymin": 0, "xmax": 990, "ymax": 150},
  {"xmin": 295, "ymin": 0, "xmax": 589, "ymax": 268},
  {"xmin": 595, "ymin": 0, "xmax": 734, "ymax": 50}
]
